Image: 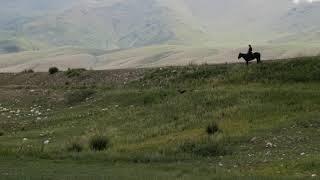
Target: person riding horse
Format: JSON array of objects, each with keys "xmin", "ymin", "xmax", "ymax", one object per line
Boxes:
[
  {"xmin": 238, "ymin": 44, "xmax": 261, "ymax": 65},
  {"xmin": 248, "ymin": 45, "xmax": 253, "ymax": 58}
]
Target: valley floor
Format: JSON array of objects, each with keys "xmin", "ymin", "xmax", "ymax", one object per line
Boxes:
[{"xmin": 0, "ymin": 57, "xmax": 319, "ymax": 179}]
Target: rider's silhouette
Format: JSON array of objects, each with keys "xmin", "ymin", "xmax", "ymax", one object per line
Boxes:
[{"xmin": 248, "ymin": 45, "xmax": 253, "ymax": 55}]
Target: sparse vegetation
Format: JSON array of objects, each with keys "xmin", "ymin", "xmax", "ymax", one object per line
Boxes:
[
  {"xmin": 0, "ymin": 57, "xmax": 319, "ymax": 179},
  {"xmin": 21, "ymin": 69, "xmax": 34, "ymax": 73},
  {"xmin": 49, "ymin": 67, "xmax": 59, "ymax": 74},
  {"xmin": 179, "ymin": 138, "xmax": 227, "ymax": 157},
  {"xmin": 65, "ymin": 68, "xmax": 87, "ymax": 78},
  {"xmin": 66, "ymin": 140, "xmax": 84, "ymax": 152},
  {"xmin": 64, "ymin": 89, "xmax": 95, "ymax": 105},
  {"xmin": 294, "ymin": 113, "xmax": 320, "ymax": 128},
  {"xmin": 89, "ymin": 135, "xmax": 110, "ymax": 151},
  {"xmin": 141, "ymin": 57, "xmax": 320, "ymax": 87}
]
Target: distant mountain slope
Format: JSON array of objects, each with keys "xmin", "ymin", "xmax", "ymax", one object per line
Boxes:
[
  {"xmin": 55, "ymin": 0, "xmax": 175, "ymax": 48},
  {"xmin": 1, "ymin": 0, "xmax": 320, "ymax": 51},
  {"xmin": 0, "ymin": 0, "xmax": 180, "ymax": 50}
]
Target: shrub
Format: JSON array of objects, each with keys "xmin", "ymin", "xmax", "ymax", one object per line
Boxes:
[
  {"xmin": 64, "ymin": 89, "xmax": 95, "ymax": 105},
  {"xmin": 89, "ymin": 135, "xmax": 109, "ymax": 151},
  {"xmin": 65, "ymin": 68, "xmax": 86, "ymax": 78},
  {"xmin": 66, "ymin": 141, "xmax": 83, "ymax": 152},
  {"xmin": 0, "ymin": 131, "xmax": 4, "ymax": 136},
  {"xmin": 49, "ymin": 67, "xmax": 59, "ymax": 74},
  {"xmin": 206, "ymin": 122, "xmax": 220, "ymax": 135}
]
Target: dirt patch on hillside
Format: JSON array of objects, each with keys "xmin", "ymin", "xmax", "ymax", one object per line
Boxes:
[{"xmin": 0, "ymin": 68, "xmax": 145, "ymax": 88}]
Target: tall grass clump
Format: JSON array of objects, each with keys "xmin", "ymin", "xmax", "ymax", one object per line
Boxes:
[
  {"xmin": 89, "ymin": 135, "xmax": 110, "ymax": 151},
  {"xmin": 206, "ymin": 122, "xmax": 220, "ymax": 135}
]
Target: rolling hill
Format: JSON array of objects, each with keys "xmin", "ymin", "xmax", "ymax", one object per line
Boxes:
[{"xmin": 0, "ymin": 57, "xmax": 319, "ymax": 179}]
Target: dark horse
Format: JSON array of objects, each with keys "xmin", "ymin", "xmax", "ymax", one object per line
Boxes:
[{"xmin": 238, "ymin": 52, "xmax": 261, "ymax": 65}]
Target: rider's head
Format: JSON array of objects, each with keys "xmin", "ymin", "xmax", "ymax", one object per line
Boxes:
[{"xmin": 249, "ymin": 44, "xmax": 252, "ymax": 47}]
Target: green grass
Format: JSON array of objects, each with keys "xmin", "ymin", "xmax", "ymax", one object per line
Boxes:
[{"xmin": 0, "ymin": 57, "xmax": 319, "ymax": 179}]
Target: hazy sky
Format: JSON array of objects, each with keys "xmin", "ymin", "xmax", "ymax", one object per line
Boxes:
[{"xmin": 293, "ymin": 0, "xmax": 320, "ymax": 4}]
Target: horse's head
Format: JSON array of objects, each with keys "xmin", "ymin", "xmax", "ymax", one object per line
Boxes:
[{"xmin": 238, "ymin": 53, "xmax": 242, "ymax": 59}]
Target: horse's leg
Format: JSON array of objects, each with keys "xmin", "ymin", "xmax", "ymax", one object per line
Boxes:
[
  {"xmin": 257, "ymin": 55, "xmax": 261, "ymax": 64},
  {"xmin": 246, "ymin": 61, "xmax": 249, "ymax": 66}
]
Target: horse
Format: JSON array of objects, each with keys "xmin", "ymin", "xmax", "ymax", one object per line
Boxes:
[{"xmin": 238, "ymin": 52, "xmax": 261, "ymax": 65}]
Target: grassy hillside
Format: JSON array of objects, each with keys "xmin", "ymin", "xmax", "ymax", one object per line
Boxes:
[{"xmin": 0, "ymin": 57, "xmax": 319, "ymax": 179}]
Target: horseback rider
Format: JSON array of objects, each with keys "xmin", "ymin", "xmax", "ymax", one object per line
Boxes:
[
  {"xmin": 238, "ymin": 44, "xmax": 261, "ymax": 65},
  {"xmin": 248, "ymin": 44, "xmax": 253, "ymax": 56}
]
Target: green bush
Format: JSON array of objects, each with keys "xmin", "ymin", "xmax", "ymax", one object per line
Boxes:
[
  {"xmin": 64, "ymin": 89, "xmax": 95, "ymax": 105},
  {"xmin": 0, "ymin": 131, "xmax": 4, "ymax": 136},
  {"xmin": 49, "ymin": 67, "xmax": 59, "ymax": 75},
  {"xmin": 89, "ymin": 135, "xmax": 110, "ymax": 151}
]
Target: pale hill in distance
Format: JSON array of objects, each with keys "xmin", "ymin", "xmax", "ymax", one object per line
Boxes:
[{"xmin": 0, "ymin": 0, "xmax": 319, "ymax": 72}]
